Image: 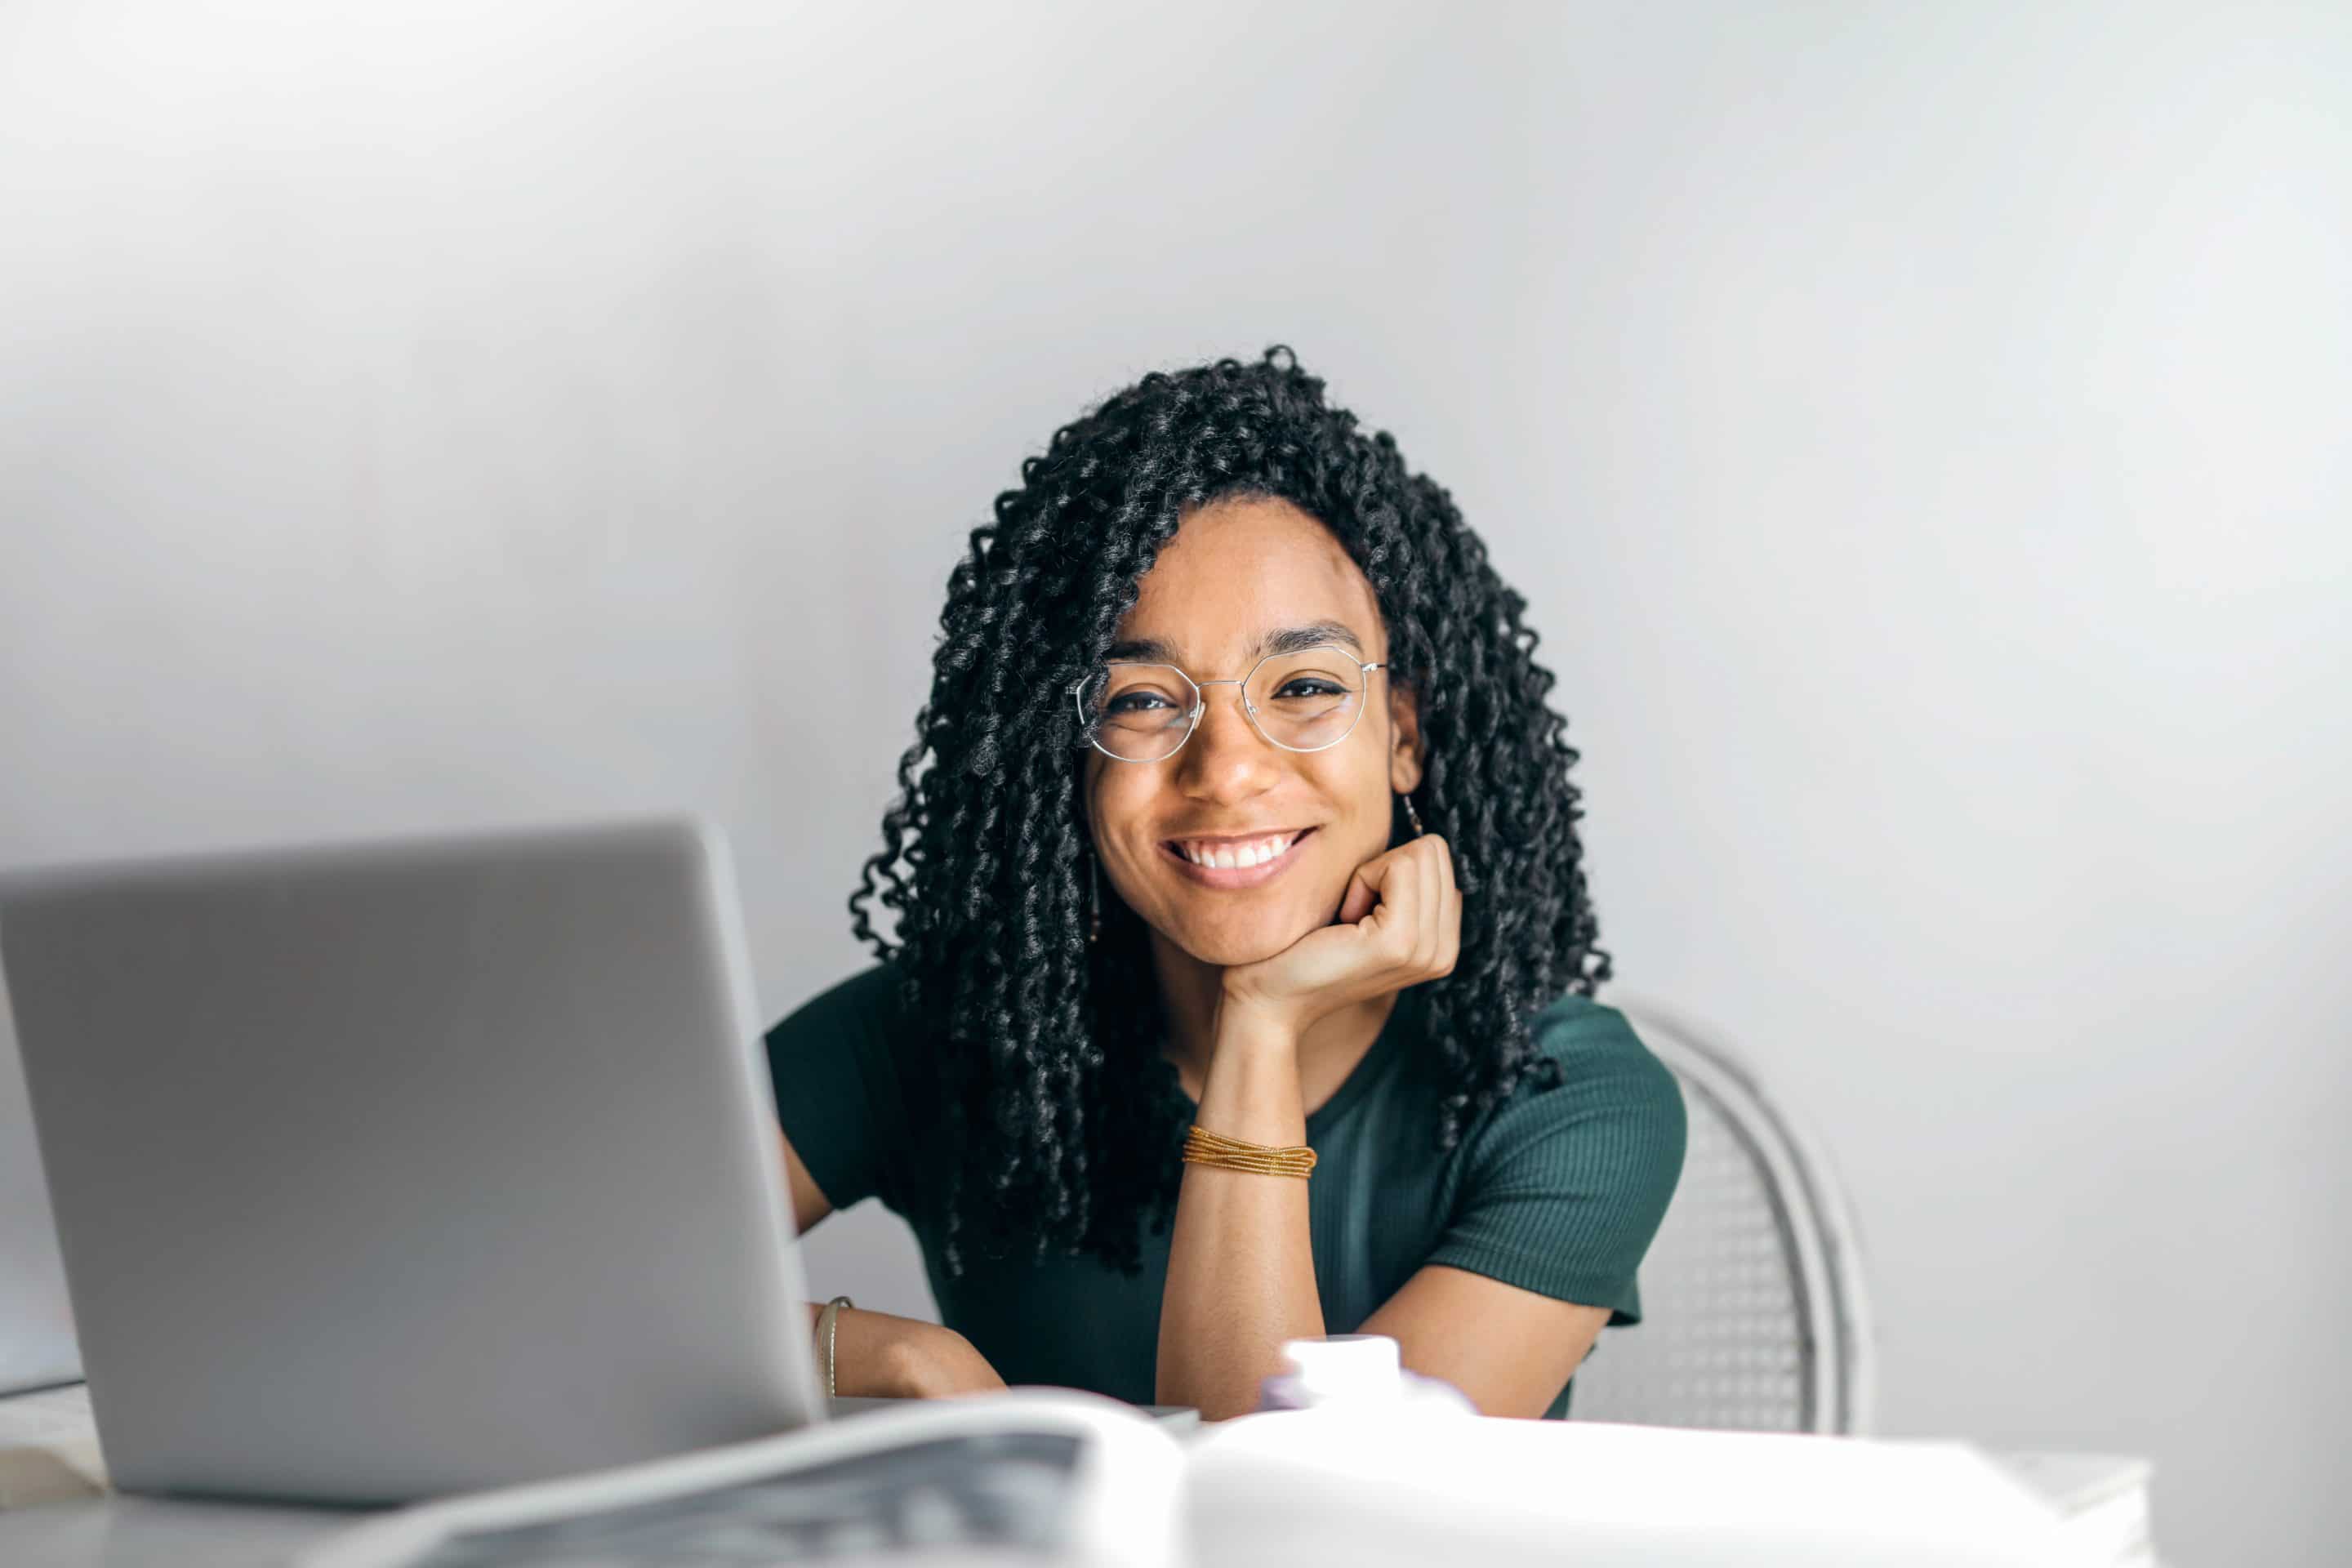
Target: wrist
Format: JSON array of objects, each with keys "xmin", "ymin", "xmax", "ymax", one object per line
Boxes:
[
  {"xmin": 878, "ymin": 1330, "xmax": 935, "ymax": 1397},
  {"xmin": 1195, "ymin": 1002, "xmax": 1309, "ymax": 1148},
  {"xmin": 1214, "ymin": 987, "xmax": 1308, "ymax": 1054},
  {"xmin": 890, "ymin": 1325, "xmax": 999, "ymax": 1398}
]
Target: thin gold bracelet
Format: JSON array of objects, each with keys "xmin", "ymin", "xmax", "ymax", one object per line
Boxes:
[
  {"xmin": 1182, "ymin": 1124, "xmax": 1317, "ymax": 1178},
  {"xmin": 816, "ymin": 1294, "xmax": 853, "ymax": 1399}
]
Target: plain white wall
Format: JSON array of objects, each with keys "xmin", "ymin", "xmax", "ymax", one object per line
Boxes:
[{"xmin": 3, "ymin": 2, "xmax": 2345, "ymax": 1560}]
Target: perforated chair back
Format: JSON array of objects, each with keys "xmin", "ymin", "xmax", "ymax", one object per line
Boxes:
[{"xmin": 1566, "ymin": 996, "xmax": 1875, "ymax": 1434}]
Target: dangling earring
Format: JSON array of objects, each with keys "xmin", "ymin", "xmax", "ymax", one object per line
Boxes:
[
  {"xmin": 1399, "ymin": 791, "xmax": 1426, "ymax": 839},
  {"xmin": 1088, "ymin": 849, "xmax": 1102, "ymax": 944}
]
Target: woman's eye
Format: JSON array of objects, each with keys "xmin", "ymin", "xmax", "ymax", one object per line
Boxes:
[
  {"xmin": 1272, "ymin": 679, "xmax": 1345, "ymax": 700},
  {"xmin": 1106, "ymin": 691, "xmax": 1176, "ymax": 715}
]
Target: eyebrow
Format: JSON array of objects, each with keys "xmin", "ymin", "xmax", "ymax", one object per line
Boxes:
[{"xmin": 1104, "ymin": 620, "xmax": 1367, "ymax": 666}]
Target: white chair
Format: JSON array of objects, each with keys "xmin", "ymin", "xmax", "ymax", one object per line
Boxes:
[{"xmin": 1566, "ymin": 996, "xmax": 1877, "ymax": 1435}]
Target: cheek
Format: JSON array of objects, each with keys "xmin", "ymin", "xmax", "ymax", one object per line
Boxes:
[
  {"xmin": 1085, "ymin": 755, "xmax": 1136, "ymax": 838},
  {"xmin": 1307, "ymin": 757, "xmax": 1396, "ymax": 856},
  {"xmin": 1298, "ymin": 819, "xmax": 1386, "ymax": 914},
  {"xmin": 1086, "ymin": 769, "xmax": 1162, "ymax": 893}
]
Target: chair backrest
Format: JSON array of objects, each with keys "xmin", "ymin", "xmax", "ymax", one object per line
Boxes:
[{"xmin": 1566, "ymin": 996, "xmax": 1875, "ymax": 1435}]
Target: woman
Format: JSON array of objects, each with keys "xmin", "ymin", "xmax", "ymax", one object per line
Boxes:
[{"xmin": 768, "ymin": 346, "xmax": 1686, "ymax": 1422}]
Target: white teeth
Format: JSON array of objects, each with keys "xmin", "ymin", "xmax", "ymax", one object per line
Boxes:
[{"xmin": 1178, "ymin": 833, "xmax": 1295, "ymax": 869}]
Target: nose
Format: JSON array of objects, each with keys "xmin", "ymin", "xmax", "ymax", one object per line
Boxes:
[{"xmin": 1173, "ymin": 680, "xmax": 1281, "ymax": 804}]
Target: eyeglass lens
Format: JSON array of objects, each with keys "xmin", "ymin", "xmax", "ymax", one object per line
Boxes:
[{"xmin": 1079, "ymin": 645, "xmax": 1366, "ymax": 761}]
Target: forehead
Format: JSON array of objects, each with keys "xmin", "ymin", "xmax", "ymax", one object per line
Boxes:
[{"xmin": 1116, "ymin": 496, "xmax": 1383, "ymax": 664}]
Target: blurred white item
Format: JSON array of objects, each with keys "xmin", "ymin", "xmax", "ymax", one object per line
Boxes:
[
  {"xmin": 1991, "ymin": 1452, "xmax": 2157, "ymax": 1567},
  {"xmin": 296, "ymin": 1389, "xmax": 1183, "ymax": 1568},
  {"xmin": 0, "ymin": 1376, "xmax": 2162, "ymax": 1566},
  {"xmin": 1285, "ymin": 1334, "xmax": 1401, "ymax": 1401},
  {"xmin": 1188, "ymin": 1410, "xmax": 2096, "ymax": 1568},
  {"xmin": 1263, "ymin": 1334, "xmax": 1476, "ymax": 1416}
]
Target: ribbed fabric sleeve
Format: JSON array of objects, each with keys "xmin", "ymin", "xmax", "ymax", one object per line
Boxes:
[
  {"xmin": 761, "ymin": 965, "xmax": 898, "ymax": 1215},
  {"xmin": 1423, "ymin": 996, "xmax": 1688, "ymax": 1325}
]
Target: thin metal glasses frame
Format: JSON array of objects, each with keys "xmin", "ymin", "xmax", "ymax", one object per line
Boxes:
[{"xmin": 1071, "ymin": 644, "xmax": 1392, "ymax": 764}]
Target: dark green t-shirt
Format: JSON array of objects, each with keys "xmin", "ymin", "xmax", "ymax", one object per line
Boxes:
[{"xmin": 764, "ymin": 964, "xmax": 1686, "ymax": 1419}]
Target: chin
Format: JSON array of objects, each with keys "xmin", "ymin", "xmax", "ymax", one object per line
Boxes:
[
  {"xmin": 1169, "ymin": 906, "xmax": 1324, "ymax": 969},
  {"xmin": 1183, "ymin": 935, "xmax": 1291, "ymax": 968}
]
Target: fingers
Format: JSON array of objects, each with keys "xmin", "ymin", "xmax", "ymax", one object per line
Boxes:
[
  {"xmin": 1402, "ymin": 835, "xmax": 1457, "ymax": 981},
  {"xmin": 1360, "ymin": 849, "xmax": 1419, "ymax": 959},
  {"xmin": 1342, "ymin": 836, "xmax": 1459, "ymax": 984},
  {"xmin": 1354, "ymin": 832, "xmax": 1439, "ymax": 982},
  {"xmin": 1430, "ymin": 835, "xmax": 1460, "ymax": 978},
  {"xmin": 1415, "ymin": 853, "xmax": 1439, "ymax": 971},
  {"xmin": 1426, "ymin": 835, "xmax": 1458, "ymax": 977},
  {"xmin": 1338, "ymin": 841, "xmax": 1409, "ymax": 927}
]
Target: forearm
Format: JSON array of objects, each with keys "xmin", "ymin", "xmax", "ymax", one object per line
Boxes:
[
  {"xmin": 1155, "ymin": 1009, "xmax": 1325, "ymax": 1419},
  {"xmin": 806, "ymin": 1303, "xmax": 1004, "ymax": 1398}
]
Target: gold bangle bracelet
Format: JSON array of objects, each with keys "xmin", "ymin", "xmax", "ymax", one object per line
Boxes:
[
  {"xmin": 1185, "ymin": 1127, "xmax": 1316, "ymax": 1160},
  {"xmin": 1181, "ymin": 1124, "xmax": 1317, "ymax": 1178},
  {"xmin": 1183, "ymin": 1148, "xmax": 1313, "ymax": 1168},
  {"xmin": 816, "ymin": 1294, "xmax": 853, "ymax": 1400},
  {"xmin": 1183, "ymin": 1156, "xmax": 1316, "ymax": 1177}
]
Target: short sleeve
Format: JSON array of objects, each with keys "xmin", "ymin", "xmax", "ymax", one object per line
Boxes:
[
  {"xmin": 762, "ymin": 964, "xmax": 910, "ymax": 1216},
  {"xmin": 1423, "ymin": 996, "xmax": 1687, "ymax": 1325}
]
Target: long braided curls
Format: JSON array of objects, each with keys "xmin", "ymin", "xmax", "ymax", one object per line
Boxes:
[{"xmin": 848, "ymin": 345, "xmax": 1610, "ymax": 1276}]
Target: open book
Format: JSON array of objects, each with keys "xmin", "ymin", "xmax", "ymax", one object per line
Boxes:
[
  {"xmin": 283, "ymin": 1388, "xmax": 2150, "ymax": 1568},
  {"xmin": 297, "ymin": 1391, "xmax": 1183, "ymax": 1568}
]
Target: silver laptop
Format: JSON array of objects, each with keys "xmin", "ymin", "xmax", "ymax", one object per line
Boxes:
[{"xmin": 0, "ymin": 816, "xmax": 826, "ymax": 1503}]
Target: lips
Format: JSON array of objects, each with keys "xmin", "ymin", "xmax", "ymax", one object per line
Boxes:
[{"xmin": 1158, "ymin": 826, "xmax": 1316, "ymax": 889}]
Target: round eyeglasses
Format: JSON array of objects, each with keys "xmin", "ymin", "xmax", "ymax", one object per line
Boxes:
[{"xmin": 1072, "ymin": 642, "xmax": 1391, "ymax": 764}]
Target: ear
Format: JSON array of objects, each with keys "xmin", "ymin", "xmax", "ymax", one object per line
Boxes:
[{"xmin": 1386, "ymin": 678, "xmax": 1425, "ymax": 795}]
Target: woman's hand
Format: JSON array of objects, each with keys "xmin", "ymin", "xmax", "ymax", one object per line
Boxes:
[
  {"xmin": 817, "ymin": 1304, "xmax": 1007, "ymax": 1399},
  {"xmin": 1218, "ymin": 833, "xmax": 1461, "ymax": 1038}
]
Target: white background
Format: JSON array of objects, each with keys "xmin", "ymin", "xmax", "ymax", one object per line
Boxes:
[{"xmin": 2, "ymin": 3, "xmax": 2345, "ymax": 1561}]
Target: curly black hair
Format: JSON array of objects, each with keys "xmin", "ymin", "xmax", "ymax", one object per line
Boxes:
[{"xmin": 848, "ymin": 345, "xmax": 1610, "ymax": 1276}]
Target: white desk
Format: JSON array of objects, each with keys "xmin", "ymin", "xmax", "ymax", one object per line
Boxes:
[
  {"xmin": 2, "ymin": 1491, "xmax": 351, "ymax": 1568},
  {"xmin": 0, "ymin": 1385, "xmax": 1196, "ymax": 1567},
  {"xmin": 0, "ymin": 1382, "xmax": 359, "ymax": 1566},
  {"xmin": 1, "ymin": 1383, "xmax": 2156, "ymax": 1568}
]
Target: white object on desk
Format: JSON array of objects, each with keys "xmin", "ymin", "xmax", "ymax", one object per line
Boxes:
[
  {"xmin": 1990, "ymin": 1451, "xmax": 2157, "ymax": 1568},
  {"xmin": 294, "ymin": 1389, "xmax": 1183, "ymax": 1568},
  {"xmin": 1187, "ymin": 1408, "xmax": 2108, "ymax": 1567},
  {"xmin": 1281, "ymin": 1334, "xmax": 1402, "ymax": 1402},
  {"xmin": 0, "ymin": 1380, "xmax": 2161, "ymax": 1568}
]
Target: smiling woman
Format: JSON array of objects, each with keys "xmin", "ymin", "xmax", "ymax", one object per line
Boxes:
[{"xmin": 764, "ymin": 347, "xmax": 1687, "ymax": 1421}]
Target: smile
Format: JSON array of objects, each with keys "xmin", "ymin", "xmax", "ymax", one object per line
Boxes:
[{"xmin": 1159, "ymin": 827, "xmax": 1316, "ymax": 889}]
